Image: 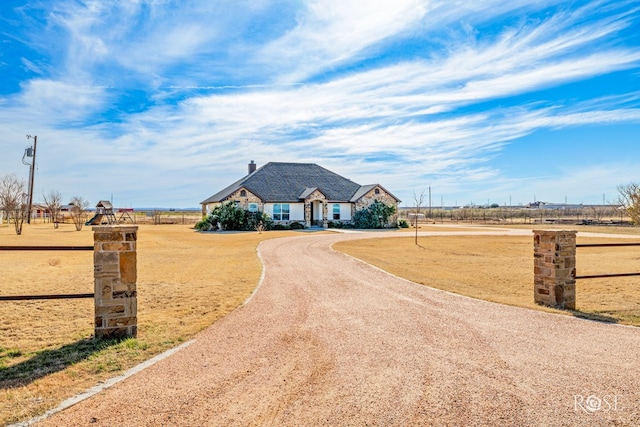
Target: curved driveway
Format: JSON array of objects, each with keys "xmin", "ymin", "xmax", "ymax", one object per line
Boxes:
[{"xmin": 37, "ymin": 230, "xmax": 640, "ymax": 426}]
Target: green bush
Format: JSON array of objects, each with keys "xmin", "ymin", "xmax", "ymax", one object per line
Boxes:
[
  {"xmin": 328, "ymin": 221, "xmax": 355, "ymax": 229},
  {"xmin": 289, "ymin": 221, "xmax": 305, "ymax": 230},
  {"xmin": 247, "ymin": 212, "xmax": 273, "ymax": 231},
  {"xmin": 196, "ymin": 202, "xmax": 275, "ymax": 231},
  {"xmin": 353, "ymin": 200, "xmax": 397, "ymax": 229},
  {"xmin": 195, "ymin": 218, "xmax": 214, "ymax": 231},
  {"xmin": 398, "ymin": 219, "xmax": 409, "ymax": 228}
]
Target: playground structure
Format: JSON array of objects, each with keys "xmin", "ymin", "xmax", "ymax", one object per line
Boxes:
[
  {"xmin": 117, "ymin": 208, "xmax": 135, "ymax": 224},
  {"xmin": 85, "ymin": 200, "xmax": 118, "ymax": 226}
]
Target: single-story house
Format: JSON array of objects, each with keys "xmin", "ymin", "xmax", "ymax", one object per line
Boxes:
[{"xmin": 200, "ymin": 161, "xmax": 401, "ymax": 227}]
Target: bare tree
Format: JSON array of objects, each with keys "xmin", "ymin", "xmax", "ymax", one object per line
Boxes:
[
  {"xmin": 617, "ymin": 183, "xmax": 640, "ymax": 224},
  {"xmin": 43, "ymin": 189, "xmax": 63, "ymax": 229},
  {"xmin": 413, "ymin": 190, "xmax": 426, "ymax": 246},
  {"xmin": 69, "ymin": 196, "xmax": 90, "ymax": 231},
  {"xmin": 0, "ymin": 174, "xmax": 28, "ymax": 235}
]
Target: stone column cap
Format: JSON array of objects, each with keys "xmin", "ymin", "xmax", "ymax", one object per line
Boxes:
[{"xmin": 92, "ymin": 225, "xmax": 139, "ymax": 232}]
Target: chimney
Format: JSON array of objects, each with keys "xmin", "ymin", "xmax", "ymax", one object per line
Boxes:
[{"xmin": 248, "ymin": 160, "xmax": 256, "ymax": 174}]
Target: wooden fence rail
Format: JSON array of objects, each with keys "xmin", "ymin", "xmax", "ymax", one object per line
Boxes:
[
  {"xmin": 575, "ymin": 242, "xmax": 640, "ymax": 280},
  {"xmin": 0, "ymin": 225, "xmax": 138, "ymax": 338},
  {"xmin": 0, "ymin": 245, "xmax": 93, "ymax": 301},
  {"xmin": 0, "ymin": 293, "xmax": 94, "ymax": 301},
  {"xmin": 0, "ymin": 245, "xmax": 93, "ymax": 251}
]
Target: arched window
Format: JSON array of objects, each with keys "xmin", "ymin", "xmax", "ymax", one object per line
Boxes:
[
  {"xmin": 374, "ymin": 188, "xmax": 380, "ymax": 195},
  {"xmin": 240, "ymin": 190, "xmax": 247, "ymax": 197}
]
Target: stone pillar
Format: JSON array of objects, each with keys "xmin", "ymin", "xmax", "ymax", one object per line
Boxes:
[
  {"xmin": 304, "ymin": 202, "xmax": 311, "ymax": 227},
  {"xmin": 322, "ymin": 202, "xmax": 328, "ymax": 229},
  {"xmin": 93, "ymin": 225, "xmax": 138, "ymax": 338},
  {"xmin": 533, "ymin": 230, "xmax": 576, "ymax": 310}
]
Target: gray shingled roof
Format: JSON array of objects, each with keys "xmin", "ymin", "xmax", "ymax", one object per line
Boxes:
[{"xmin": 201, "ymin": 162, "xmax": 363, "ymax": 204}]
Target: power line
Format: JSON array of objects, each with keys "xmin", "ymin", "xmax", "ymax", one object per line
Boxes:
[
  {"xmin": 0, "ymin": 121, "xmax": 25, "ymax": 135},
  {"xmin": 0, "ymin": 123, "xmax": 27, "ymax": 146}
]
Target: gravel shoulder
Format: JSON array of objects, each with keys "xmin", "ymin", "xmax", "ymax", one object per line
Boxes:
[{"xmin": 34, "ymin": 230, "xmax": 640, "ymax": 426}]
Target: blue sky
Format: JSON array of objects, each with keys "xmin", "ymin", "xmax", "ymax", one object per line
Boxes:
[{"xmin": 0, "ymin": 0, "xmax": 639, "ymax": 209}]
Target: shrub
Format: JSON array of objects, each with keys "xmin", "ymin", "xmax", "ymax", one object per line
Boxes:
[
  {"xmin": 398, "ymin": 219, "xmax": 409, "ymax": 228},
  {"xmin": 195, "ymin": 218, "xmax": 216, "ymax": 231},
  {"xmin": 353, "ymin": 200, "xmax": 397, "ymax": 229},
  {"xmin": 196, "ymin": 202, "xmax": 274, "ymax": 231},
  {"xmin": 289, "ymin": 221, "xmax": 305, "ymax": 230},
  {"xmin": 247, "ymin": 212, "xmax": 273, "ymax": 231},
  {"xmin": 216, "ymin": 202, "xmax": 246, "ymax": 230}
]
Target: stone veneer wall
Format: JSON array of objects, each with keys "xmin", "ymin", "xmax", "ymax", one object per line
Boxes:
[
  {"xmin": 533, "ymin": 230, "xmax": 576, "ymax": 310},
  {"xmin": 202, "ymin": 188, "xmax": 263, "ymax": 216},
  {"xmin": 227, "ymin": 188, "xmax": 263, "ymax": 211},
  {"xmin": 93, "ymin": 225, "xmax": 138, "ymax": 338},
  {"xmin": 353, "ymin": 186, "xmax": 399, "ymax": 225}
]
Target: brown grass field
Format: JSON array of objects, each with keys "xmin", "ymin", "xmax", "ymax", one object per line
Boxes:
[
  {"xmin": 0, "ymin": 223, "xmax": 293, "ymax": 425},
  {"xmin": 335, "ymin": 224, "xmax": 640, "ymax": 326},
  {"xmin": 1, "ymin": 221, "xmax": 640, "ymax": 425}
]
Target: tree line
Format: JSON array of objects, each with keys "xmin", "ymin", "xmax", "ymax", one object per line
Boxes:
[{"xmin": 0, "ymin": 173, "xmax": 89, "ymax": 235}]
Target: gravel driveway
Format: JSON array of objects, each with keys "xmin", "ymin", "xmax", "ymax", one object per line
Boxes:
[{"xmin": 34, "ymin": 230, "xmax": 640, "ymax": 426}]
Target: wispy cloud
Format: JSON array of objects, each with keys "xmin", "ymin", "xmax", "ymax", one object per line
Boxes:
[{"xmin": 0, "ymin": 0, "xmax": 638, "ymax": 207}]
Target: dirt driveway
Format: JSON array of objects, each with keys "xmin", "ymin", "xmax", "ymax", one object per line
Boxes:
[{"xmin": 35, "ymin": 231, "xmax": 640, "ymax": 426}]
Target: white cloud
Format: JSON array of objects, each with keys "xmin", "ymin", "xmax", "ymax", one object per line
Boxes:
[
  {"xmin": 1, "ymin": 0, "xmax": 639, "ymax": 207},
  {"xmin": 0, "ymin": 79, "xmax": 108, "ymax": 127},
  {"xmin": 260, "ymin": 0, "xmax": 428, "ymax": 82}
]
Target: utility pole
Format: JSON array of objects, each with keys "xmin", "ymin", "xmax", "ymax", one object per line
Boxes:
[{"xmin": 25, "ymin": 135, "xmax": 37, "ymax": 224}]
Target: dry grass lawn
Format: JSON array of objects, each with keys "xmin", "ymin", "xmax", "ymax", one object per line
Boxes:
[
  {"xmin": 334, "ymin": 228, "xmax": 640, "ymax": 328},
  {"xmin": 0, "ymin": 222, "xmax": 294, "ymax": 425},
  {"xmin": 2, "ymin": 221, "xmax": 639, "ymax": 425}
]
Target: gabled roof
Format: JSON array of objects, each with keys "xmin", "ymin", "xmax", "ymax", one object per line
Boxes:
[
  {"xmin": 96, "ymin": 200, "xmax": 113, "ymax": 209},
  {"xmin": 298, "ymin": 187, "xmax": 327, "ymax": 199},
  {"xmin": 201, "ymin": 162, "xmax": 362, "ymax": 204},
  {"xmin": 349, "ymin": 184, "xmax": 377, "ymax": 203},
  {"xmin": 201, "ymin": 162, "xmax": 401, "ymax": 205},
  {"xmin": 350, "ymin": 184, "xmax": 401, "ymax": 203}
]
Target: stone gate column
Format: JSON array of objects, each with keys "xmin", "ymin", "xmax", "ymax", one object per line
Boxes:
[
  {"xmin": 533, "ymin": 230, "xmax": 576, "ymax": 310},
  {"xmin": 93, "ymin": 225, "xmax": 138, "ymax": 338}
]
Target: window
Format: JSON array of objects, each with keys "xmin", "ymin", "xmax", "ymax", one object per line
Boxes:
[
  {"xmin": 248, "ymin": 203, "xmax": 258, "ymax": 212},
  {"xmin": 374, "ymin": 188, "xmax": 380, "ymax": 195},
  {"xmin": 272, "ymin": 203, "xmax": 290, "ymax": 221},
  {"xmin": 333, "ymin": 204, "xmax": 340, "ymax": 220},
  {"xmin": 240, "ymin": 190, "xmax": 247, "ymax": 197}
]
